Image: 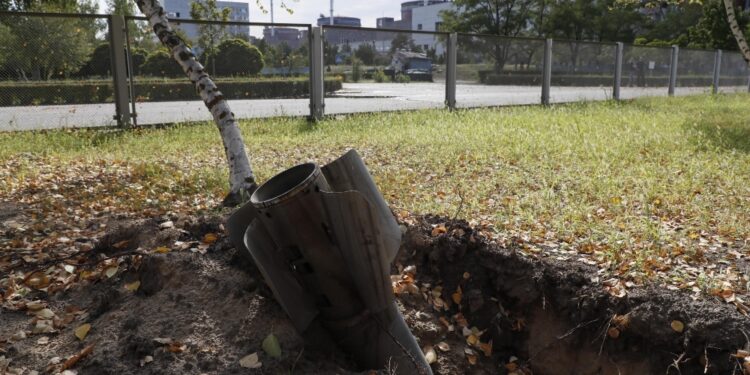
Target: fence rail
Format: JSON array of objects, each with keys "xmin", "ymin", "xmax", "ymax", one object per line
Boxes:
[{"xmin": 0, "ymin": 12, "xmax": 749, "ymax": 130}]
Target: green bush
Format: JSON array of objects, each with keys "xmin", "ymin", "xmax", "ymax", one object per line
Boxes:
[
  {"xmin": 79, "ymin": 43, "xmax": 112, "ymax": 77},
  {"xmin": 373, "ymin": 68, "xmax": 389, "ymax": 83},
  {"xmin": 141, "ymin": 51, "xmax": 184, "ymax": 78},
  {"xmin": 0, "ymin": 78, "xmax": 343, "ymax": 106},
  {"xmin": 129, "ymin": 48, "xmax": 148, "ymax": 77},
  {"xmin": 212, "ymin": 39, "xmax": 264, "ymax": 76},
  {"xmin": 395, "ymin": 73, "xmax": 411, "ymax": 83},
  {"xmin": 351, "ymin": 58, "xmax": 361, "ymax": 82}
]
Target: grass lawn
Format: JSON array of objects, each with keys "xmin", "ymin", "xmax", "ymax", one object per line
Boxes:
[{"xmin": 2, "ymin": 94, "xmax": 749, "ymax": 296}]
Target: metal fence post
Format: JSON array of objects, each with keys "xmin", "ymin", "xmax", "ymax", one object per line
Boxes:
[
  {"xmin": 668, "ymin": 45, "xmax": 679, "ymax": 96},
  {"xmin": 542, "ymin": 38, "xmax": 553, "ymax": 105},
  {"xmin": 310, "ymin": 26, "xmax": 325, "ymax": 121},
  {"xmin": 712, "ymin": 49, "xmax": 722, "ymax": 94},
  {"xmin": 108, "ymin": 15, "xmax": 132, "ymax": 127},
  {"xmin": 445, "ymin": 33, "xmax": 457, "ymax": 110},
  {"xmin": 614, "ymin": 42, "xmax": 623, "ymax": 100}
]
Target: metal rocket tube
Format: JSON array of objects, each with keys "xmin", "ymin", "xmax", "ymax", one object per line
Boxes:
[{"xmin": 228, "ymin": 150, "xmax": 432, "ymax": 374}]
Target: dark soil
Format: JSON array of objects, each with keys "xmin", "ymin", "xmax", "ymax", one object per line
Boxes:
[{"xmin": 2, "ymin": 213, "xmax": 749, "ymax": 374}]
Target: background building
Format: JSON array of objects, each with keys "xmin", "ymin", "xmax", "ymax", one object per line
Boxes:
[
  {"xmin": 263, "ymin": 27, "xmax": 305, "ymax": 49},
  {"xmin": 411, "ymin": 1, "xmax": 453, "ymax": 54},
  {"xmin": 163, "ymin": 0, "xmax": 250, "ymax": 41}
]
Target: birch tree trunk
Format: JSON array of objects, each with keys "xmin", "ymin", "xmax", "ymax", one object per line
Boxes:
[
  {"xmin": 722, "ymin": 0, "xmax": 750, "ymax": 62},
  {"xmin": 134, "ymin": 0, "xmax": 257, "ymax": 206}
]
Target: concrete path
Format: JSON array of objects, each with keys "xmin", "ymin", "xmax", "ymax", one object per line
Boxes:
[{"xmin": 1, "ymin": 82, "xmax": 746, "ymax": 131}]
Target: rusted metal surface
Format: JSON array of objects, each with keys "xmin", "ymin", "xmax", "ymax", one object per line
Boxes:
[{"xmin": 228, "ymin": 149, "xmax": 431, "ymax": 374}]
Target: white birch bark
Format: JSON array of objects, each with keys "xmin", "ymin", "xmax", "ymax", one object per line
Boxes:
[
  {"xmin": 723, "ymin": 0, "xmax": 750, "ymax": 63},
  {"xmin": 134, "ymin": 0, "xmax": 256, "ymax": 204}
]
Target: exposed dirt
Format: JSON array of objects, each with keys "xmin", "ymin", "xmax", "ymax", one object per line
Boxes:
[{"xmin": 1, "ymin": 213, "xmax": 749, "ymax": 374}]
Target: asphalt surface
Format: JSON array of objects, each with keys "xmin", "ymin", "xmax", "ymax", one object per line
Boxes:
[{"xmin": 1, "ymin": 82, "xmax": 745, "ymax": 131}]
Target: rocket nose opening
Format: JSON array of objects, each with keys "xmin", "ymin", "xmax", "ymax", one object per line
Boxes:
[{"xmin": 251, "ymin": 163, "xmax": 320, "ymax": 208}]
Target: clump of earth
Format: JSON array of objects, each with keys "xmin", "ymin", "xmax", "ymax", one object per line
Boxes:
[{"xmin": 1, "ymin": 212, "xmax": 749, "ymax": 374}]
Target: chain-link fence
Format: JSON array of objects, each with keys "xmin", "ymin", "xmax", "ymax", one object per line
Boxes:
[
  {"xmin": 1, "ymin": 11, "xmax": 749, "ymax": 131},
  {"xmin": 322, "ymin": 25, "xmax": 448, "ymax": 115},
  {"xmin": 550, "ymin": 40, "xmax": 617, "ymax": 103},
  {"xmin": 675, "ymin": 48, "xmax": 715, "ymax": 96},
  {"xmin": 126, "ymin": 17, "xmax": 313, "ymax": 125},
  {"xmin": 619, "ymin": 44, "xmax": 673, "ymax": 99},
  {"xmin": 720, "ymin": 51, "xmax": 750, "ymax": 93},
  {"xmin": 455, "ymin": 34, "xmax": 544, "ymax": 108},
  {"xmin": 0, "ymin": 12, "xmax": 118, "ymax": 130}
]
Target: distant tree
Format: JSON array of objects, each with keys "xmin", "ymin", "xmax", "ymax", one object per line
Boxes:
[
  {"xmin": 354, "ymin": 43, "xmax": 376, "ymax": 65},
  {"xmin": 688, "ymin": 0, "xmax": 749, "ymax": 50},
  {"xmin": 1, "ymin": 3, "xmax": 96, "ymax": 80},
  {"xmin": 213, "ymin": 39, "xmax": 264, "ymax": 76},
  {"xmin": 141, "ymin": 50, "xmax": 183, "ymax": 77},
  {"xmin": 108, "ymin": 0, "xmax": 151, "ymax": 47},
  {"xmin": 79, "ymin": 43, "xmax": 112, "ymax": 77},
  {"xmin": 441, "ymin": 0, "xmax": 535, "ymax": 72},
  {"xmin": 190, "ymin": 0, "xmax": 230, "ymax": 75},
  {"xmin": 440, "ymin": 0, "xmax": 535, "ymax": 36},
  {"xmin": 640, "ymin": 2, "xmax": 702, "ymax": 45}
]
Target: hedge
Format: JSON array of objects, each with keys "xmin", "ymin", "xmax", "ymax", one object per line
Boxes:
[
  {"xmin": 478, "ymin": 72, "xmax": 748, "ymax": 87},
  {"xmin": 0, "ymin": 78, "xmax": 343, "ymax": 106}
]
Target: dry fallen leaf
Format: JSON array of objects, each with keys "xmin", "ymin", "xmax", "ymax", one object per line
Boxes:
[
  {"xmin": 423, "ymin": 346, "xmax": 437, "ymax": 364},
  {"xmin": 26, "ymin": 300, "xmax": 46, "ymax": 311},
  {"xmin": 104, "ymin": 266, "xmax": 118, "ymax": 279},
  {"xmin": 239, "ymin": 352, "xmax": 262, "ymax": 369},
  {"xmin": 452, "ymin": 286, "xmax": 462, "ymax": 305},
  {"xmin": 671, "ymin": 320, "xmax": 685, "ymax": 333},
  {"xmin": 479, "ymin": 340, "xmax": 492, "ymax": 357},
  {"xmin": 36, "ymin": 308, "xmax": 55, "ymax": 319},
  {"xmin": 203, "ymin": 233, "xmax": 218, "ymax": 244},
  {"xmin": 32, "ymin": 320, "xmax": 56, "ymax": 334},
  {"xmin": 607, "ymin": 327, "xmax": 620, "ymax": 339},
  {"xmin": 154, "ymin": 246, "xmax": 170, "ymax": 254},
  {"xmin": 125, "ymin": 281, "xmax": 141, "ymax": 292},
  {"xmin": 62, "ymin": 344, "xmax": 94, "ymax": 370},
  {"xmin": 431, "ymin": 224, "xmax": 447, "ymax": 237},
  {"xmin": 436, "ymin": 342, "xmax": 450, "ymax": 352},
  {"xmin": 75, "ymin": 323, "xmax": 91, "ymax": 341}
]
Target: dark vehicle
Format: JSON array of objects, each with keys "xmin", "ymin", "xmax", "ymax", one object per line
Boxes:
[{"xmin": 384, "ymin": 50, "xmax": 433, "ymax": 82}]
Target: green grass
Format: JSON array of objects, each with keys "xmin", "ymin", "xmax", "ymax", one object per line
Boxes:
[{"xmin": 2, "ymin": 94, "xmax": 749, "ymax": 283}]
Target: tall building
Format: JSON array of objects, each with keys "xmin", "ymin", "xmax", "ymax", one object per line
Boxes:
[
  {"xmin": 376, "ymin": 1, "xmax": 452, "ymax": 31},
  {"xmin": 163, "ymin": 0, "xmax": 250, "ymax": 42},
  {"xmin": 411, "ymin": 1, "xmax": 453, "ymax": 54},
  {"xmin": 263, "ymin": 27, "xmax": 305, "ymax": 49},
  {"xmin": 317, "ymin": 16, "xmax": 368, "ymax": 45}
]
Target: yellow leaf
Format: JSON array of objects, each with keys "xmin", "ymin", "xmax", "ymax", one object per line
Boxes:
[
  {"xmin": 670, "ymin": 320, "xmax": 685, "ymax": 333},
  {"xmin": 155, "ymin": 246, "xmax": 170, "ymax": 254},
  {"xmin": 125, "ymin": 281, "xmax": 141, "ymax": 292},
  {"xmin": 203, "ymin": 233, "xmax": 218, "ymax": 244},
  {"xmin": 75, "ymin": 323, "xmax": 91, "ymax": 341},
  {"xmin": 452, "ymin": 287, "xmax": 462, "ymax": 305},
  {"xmin": 466, "ymin": 334, "xmax": 478, "ymax": 346}
]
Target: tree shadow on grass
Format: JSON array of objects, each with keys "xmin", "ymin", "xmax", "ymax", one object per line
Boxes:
[{"xmin": 687, "ymin": 117, "xmax": 750, "ymax": 153}]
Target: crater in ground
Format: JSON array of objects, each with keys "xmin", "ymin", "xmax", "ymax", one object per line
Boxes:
[{"xmin": 1, "ymin": 214, "xmax": 748, "ymax": 374}]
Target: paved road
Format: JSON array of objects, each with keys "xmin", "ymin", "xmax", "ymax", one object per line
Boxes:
[{"xmin": 1, "ymin": 82, "xmax": 745, "ymax": 131}]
